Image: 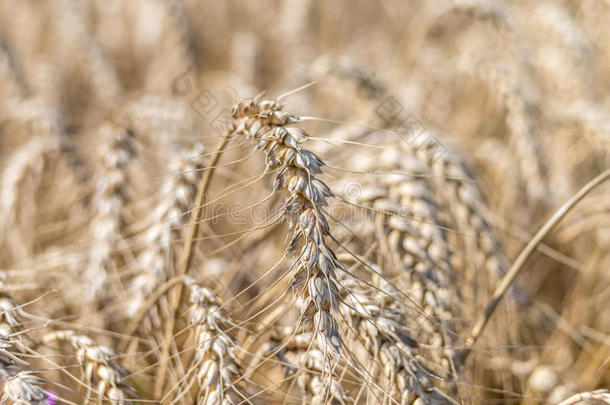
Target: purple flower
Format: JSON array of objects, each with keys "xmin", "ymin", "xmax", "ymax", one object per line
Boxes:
[{"xmin": 46, "ymin": 390, "xmax": 58, "ymax": 405}]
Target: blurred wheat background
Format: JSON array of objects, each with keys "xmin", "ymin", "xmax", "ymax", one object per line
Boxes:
[{"xmin": 0, "ymin": 0, "xmax": 609, "ymax": 404}]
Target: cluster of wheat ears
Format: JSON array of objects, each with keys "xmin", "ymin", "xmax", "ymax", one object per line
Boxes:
[{"xmin": 0, "ymin": 0, "xmax": 609, "ymax": 404}]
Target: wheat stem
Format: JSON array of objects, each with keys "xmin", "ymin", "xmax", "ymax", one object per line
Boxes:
[
  {"xmin": 154, "ymin": 133, "xmax": 231, "ymax": 398},
  {"xmin": 462, "ymin": 168, "xmax": 610, "ymax": 361}
]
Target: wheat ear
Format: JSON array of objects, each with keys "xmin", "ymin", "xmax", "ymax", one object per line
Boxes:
[
  {"xmin": 43, "ymin": 330, "xmax": 136, "ymax": 404},
  {"xmin": 406, "ymin": 131, "xmax": 509, "ymax": 295},
  {"xmin": 182, "ymin": 276, "xmax": 247, "ymax": 404},
  {"xmin": 84, "ymin": 122, "xmax": 135, "ymax": 300},
  {"xmin": 126, "ymin": 145, "xmax": 205, "ymax": 324},
  {"xmin": 556, "ymin": 389, "xmax": 610, "ymax": 405},
  {"xmin": 230, "ymin": 97, "xmax": 343, "ymax": 358},
  {"xmin": 0, "ymin": 284, "xmax": 46, "ymax": 404},
  {"xmin": 260, "ymin": 327, "xmax": 351, "ymax": 404},
  {"xmin": 339, "ymin": 274, "xmax": 457, "ymax": 404}
]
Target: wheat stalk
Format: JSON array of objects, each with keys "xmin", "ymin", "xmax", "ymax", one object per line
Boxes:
[{"xmin": 463, "ymin": 168, "xmax": 610, "ymax": 355}]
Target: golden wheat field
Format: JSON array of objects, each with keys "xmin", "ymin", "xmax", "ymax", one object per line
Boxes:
[{"xmin": 0, "ymin": 0, "xmax": 609, "ymax": 404}]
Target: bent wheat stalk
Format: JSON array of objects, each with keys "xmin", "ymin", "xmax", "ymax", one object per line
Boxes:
[
  {"xmin": 462, "ymin": 168, "xmax": 610, "ymax": 361},
  {"xmin": 154, "ymin": 134, "xmax": 230, "ymax": 398}
]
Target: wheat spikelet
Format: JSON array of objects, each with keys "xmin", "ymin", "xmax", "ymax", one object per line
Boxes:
[
  {"xmin": 343, "ymin": 146, "xmax": 456, "ymax": 303},
  {"xmin": 402, "ymin": 131, "xmax": 508, "ymax": 300},
  {"xmin": 1, "ymin": 371, "xmax": 47, "ymax": 405},
  {"xmin": 525, "ymin": 365, "xmax": 575, "ymax": 404}
]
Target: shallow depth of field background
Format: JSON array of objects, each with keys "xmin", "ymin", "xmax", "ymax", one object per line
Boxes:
[{"xmin": 0, "ymin": 1, "xmax": 609, "ymax": 404}]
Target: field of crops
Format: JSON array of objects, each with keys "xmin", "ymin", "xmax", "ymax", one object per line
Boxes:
[{"xmin": 0, "ymin": 1, "xmax": 609, "ymax": 404}]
